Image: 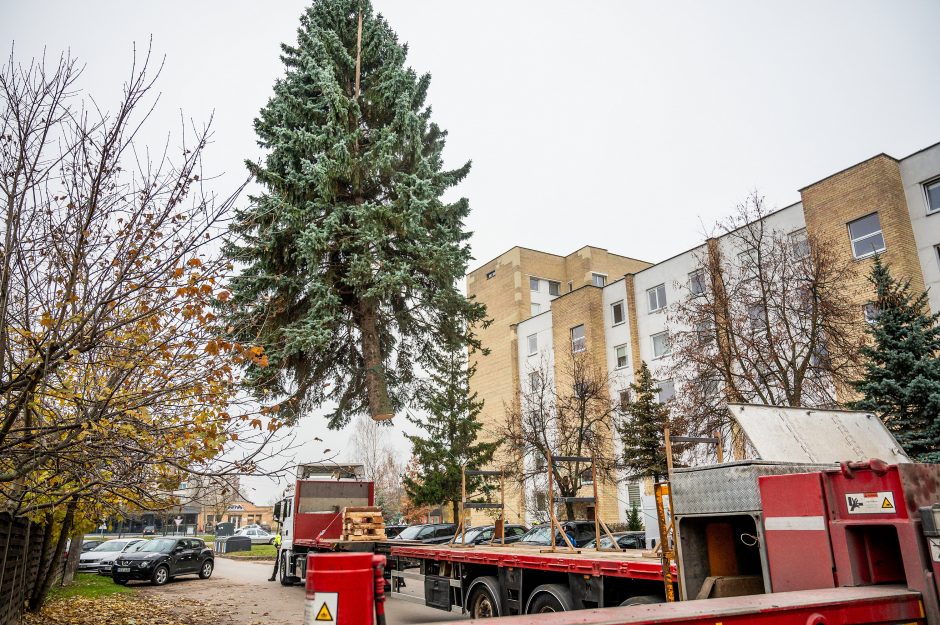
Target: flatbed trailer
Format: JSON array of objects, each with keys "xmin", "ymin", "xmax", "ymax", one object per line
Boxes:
[
  {"xmin": 432, "ymin": 586, "xmax": 926, "ymax": 625},
  {"xmin": 388, "ymin": 543, "xmax": 676, "ymax": 616}
]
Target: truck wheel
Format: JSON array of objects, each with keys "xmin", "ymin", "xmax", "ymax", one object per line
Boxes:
[
  {"xmin": 620, "ymin": 595, "xmax": 664, "ymax": 606},
  {"xmin": 527, "ymin": 584, "xmax": 573, "ymax": 613},
  {"xmin": 467, "ymin": 576, "xmax": 500, "ymax": 618}
]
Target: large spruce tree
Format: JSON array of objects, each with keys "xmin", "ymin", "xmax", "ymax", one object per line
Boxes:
[
  {"xmin": 618, "ymin": 362, "xmax": 671, "ymax": 481},
  {"xmin": 852, "ymin": 256, "xmax": 940, "ymax": 462},
  {"xmin": 403, "ymin": 353, "xmax": 497, "ymax": 522},
  {"xmin": 223, "ymin": 0, "xmax": 486, "ymax": 427}
]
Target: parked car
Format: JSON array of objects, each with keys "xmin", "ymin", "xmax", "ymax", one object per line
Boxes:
[
  {"xmin": 424, "ymin": 524, "xmax": 529, "ymax": 545},
  {"xmin": 384, "ymin": 524, "xmax": 408, "ymax": 539},
  {"xmin": 584, "ymin": 531, "xmax": 647, "ymax": 550},
  {"xmin": 390, "ymin": 523, "xmax": 456, "ymax": 542},
  {"xmin": 78, "ymin": 539, "xmax": 145, "ymax": 574},
  {"xmin": 506, "ymin": 521, "xmax": 598, "ymax": 548},
  {"xmin": 260, "ymin": 523, "xmax": 272, "ymax": 533},
  {"xmin": 142, "ymin": 526, "xmax": 156, "ymax": 536},
  {"xmin": 112, "ymin": 537, "xmax": 214, "ymax": 586},
  {"xmin": 234, "ymin": 527, "xmax": 276, "ymax": 545}
]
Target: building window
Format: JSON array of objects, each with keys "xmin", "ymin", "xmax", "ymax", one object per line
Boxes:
[
  {"xmin": 486, "ymin": 270, "xmax": 496, "ymax": 280},
  {"xmin": 567, "ymin": 281, "xmax": 573, "ymax": 292},
  {"xmin": 651, "ymin": 331, "xmax": 670, "ymax": 358},
  {"xmin": 528, "ymin": 371, "xmax": 540, "ymax": 392},
  {"xmin": 647, "ymin": 284, "xmax": 667, "ymax": 312},
  {"xmin": 926, "ymin": 179, "xmax": 940, "ymax": 214},
  {"xmin": 863, "ymin": 302, "xmax": 880, "ymax": 324},
  {"xmin": 695, "ymin": 320, "xmax": 714, "ymax": 345},
  {"xmin": 689, "ymin": 270, "xmax": 706, "ymax": 296},
  {"xmin": 611, "ymin": 300, "xmax": 625, "ymax": 325},
  {"xmin": 548, "ymin": 280, "xmax": 561, "ymax": 296},
  {"xmin": 535, "ymin": 492, "xmax": 547, "ymax": 510},
  {"xmin": 656, "ymin": 379, "xmax": 675, "ymax": 403},
  {"xmin": 592, "ymin": 273, "xmax": 607, "ymax": 287},
  {"xmin": 531, "ymin": 303, "xmax": 541, "ymax": 315},
  {"xmin": 527, "ymin": 333, "xmax": 538, "ymax": 355},
  {"xmin": 789, "ymin": 228, "xmax": 810, "ymax": 259},
  {"xmin": 530, "ymin": 277, "xmax": 540, "ymax": 291},
  {"xmin": 615, "ymin": 345, "xmax": 628, "ymax": 369},
  {"xmin": 618, "ymin": 390, "xmax": 631, "ymax": 411},
  {"xmin": 848, "ymin": 213, "xmax": 885, "ymax": 259},
  {"xmin": 571, "ymin": 324, "xmax": 586, "ymax": 353}
]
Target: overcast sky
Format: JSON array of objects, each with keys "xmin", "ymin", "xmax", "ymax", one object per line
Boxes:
[{"xmin": 5, "ymin": 1, "xmax": 940, "ymax": 503}]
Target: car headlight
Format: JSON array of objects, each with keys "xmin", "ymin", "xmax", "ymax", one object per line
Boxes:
[{"xmin": 138, "ymin": 561, "xmax": 151, "ymax": 568}]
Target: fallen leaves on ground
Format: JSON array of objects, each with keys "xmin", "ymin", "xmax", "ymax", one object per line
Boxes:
[{"xmin": 24, "ymin": 593, "xmax": 223, "ymax": 625}]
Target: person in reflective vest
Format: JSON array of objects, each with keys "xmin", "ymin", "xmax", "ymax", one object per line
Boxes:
[{"xmin": 268, "ymin": 531, "xmax": 283, "ymax": 582}]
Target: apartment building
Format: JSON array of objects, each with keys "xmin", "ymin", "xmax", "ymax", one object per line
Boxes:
[{"xmin": 466, "ymin": 141, "xmax": 940, "ymax": 527}]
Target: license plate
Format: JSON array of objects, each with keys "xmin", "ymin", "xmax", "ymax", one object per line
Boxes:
[{"xmin": 117, "ymin": 567, "xmax": 130, "ymax": 573}]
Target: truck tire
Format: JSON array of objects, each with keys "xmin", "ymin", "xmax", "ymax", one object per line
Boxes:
[
  {"xmin": 620, "ymin": 595, "xmax": 664, "ymax": 606},
  {"xmin": 467, "ymin": 576, "xmax": 501, "ymax": 618},
  {"xmin": 526, "ymin": 584, "xmax": 573, "ymax": 613}
]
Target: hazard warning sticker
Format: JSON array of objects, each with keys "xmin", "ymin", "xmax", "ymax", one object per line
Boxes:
[
  {"xmin": 845, "ymin": 491, "xmax": 896, "ymax": 515},
  {"xmin": 304, "ymin": 592, "xmax": 338, "ymax": 623}
]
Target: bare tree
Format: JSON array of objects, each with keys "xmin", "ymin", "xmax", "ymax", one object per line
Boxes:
[
  {"xmin": 0, "ymin": 48, "xmax": 282, "ymax": 609},
  {"xmin": 668, "ymin": 193, "xmax": 864, "ymax": 452},
  {"xmin": 347, "ymin": 414, "xmax": 406, "ymax": 519},
  {"xmin": 503, "ymin": 350, "xmax": 619, "ymax": 520}
]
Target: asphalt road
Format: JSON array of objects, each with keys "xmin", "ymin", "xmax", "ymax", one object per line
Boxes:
[{"xmin": 136, "ymin": 556, "xmax": 467, "ymax": 625}]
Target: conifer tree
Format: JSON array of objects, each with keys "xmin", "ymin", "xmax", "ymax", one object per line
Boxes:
[
  {"xmin": 223, "ymin": 0, "xmax": 486, "ymax": 427},
  {"xmin": 403, "ymin": 353, "xmax": 497, "ymax": 522},
  {"xmin": 618, "ymin": 362, "xmax": 671, "ymax": 481},
  {"xmin": 852, "ymin": 256, "xmax": 940, "ymax": 462},
  {"xmin": 625, "ymin": 503, "xmax": 644, "ymax": 532}
]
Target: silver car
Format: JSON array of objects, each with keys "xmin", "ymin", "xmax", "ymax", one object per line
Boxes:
[
  {"xmin": 78, "ymin": 539, "xmax": 145, "ymax": 574},
  {"xmin": 233, "ymin": 527, "xmax": 276, "ymax": 545}
]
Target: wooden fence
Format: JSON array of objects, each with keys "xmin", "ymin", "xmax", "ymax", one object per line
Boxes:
[{"xmin": 0, "ymin": 513, "xmax": 43, "ymax": 625}]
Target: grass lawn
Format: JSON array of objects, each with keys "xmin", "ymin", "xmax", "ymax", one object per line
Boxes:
[
  {"xmin": 225, "ymin": 543, "xmax": 277, "ymax": 558},
  {"xmin": 47, "ymin": 574, "xmax": 134, "ymax": 601}
]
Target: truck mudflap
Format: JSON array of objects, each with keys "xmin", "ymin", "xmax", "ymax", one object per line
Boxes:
[{"xmin": 431, "ymin": 586, "xmax": 924, "ymax": 624}]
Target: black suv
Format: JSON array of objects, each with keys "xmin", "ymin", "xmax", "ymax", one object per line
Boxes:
[
  {"xmin": 112, "ymin": 537, "xmax": 213, "ymax": 586},
  {"xmin": 424, "ymin": 524, "xmax": 529, "ymax": 545}
]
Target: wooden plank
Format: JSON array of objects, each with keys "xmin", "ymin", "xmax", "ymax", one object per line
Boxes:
[{"xmin": 343, "ymin": 506, "xmax": 382, "ymax": 513}]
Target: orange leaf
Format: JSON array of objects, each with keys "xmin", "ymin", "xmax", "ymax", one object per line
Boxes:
[{"xmin": 187, "ymin": 258, "xmax": 203, "ymax": 268}]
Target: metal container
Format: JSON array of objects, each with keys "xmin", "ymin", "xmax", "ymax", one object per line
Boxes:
[{"xmin": 671, "ymin": 461, "xmax": 834, "ymax": 516}]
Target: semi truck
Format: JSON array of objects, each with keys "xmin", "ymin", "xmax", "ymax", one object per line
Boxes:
[{"xmin": 272, "ymin": 473, "xmax": 378, "ymax": 584}]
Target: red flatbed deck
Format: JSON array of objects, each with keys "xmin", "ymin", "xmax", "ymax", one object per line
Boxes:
[
  {"xmin": 389, "ymin": 544, "xmax": 671, "ymax": 581},
  {"xmin": 433, "ymin": 585, "xmax": 924, "ymax": 624}
]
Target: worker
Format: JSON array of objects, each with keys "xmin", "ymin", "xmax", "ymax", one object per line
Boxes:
[{"xmin": 268, "ymin": 529, "xmax": 283, "ymax": 582}]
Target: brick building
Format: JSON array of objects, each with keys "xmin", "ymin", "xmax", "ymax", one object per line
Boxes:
[{"xmin": 467, "ymin": 141, "xmax": 940, "ymax": 528}]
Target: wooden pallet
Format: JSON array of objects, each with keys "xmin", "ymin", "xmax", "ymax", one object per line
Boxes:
[{"xmin": 341, "ymin": 506, "xmax": 386, "ymax": 541}]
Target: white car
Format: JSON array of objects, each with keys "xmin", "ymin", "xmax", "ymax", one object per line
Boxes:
[
  {"xmin": 78, "ymin": 538, "xmax": 145, "ymax": 574},
  {"xmin": 234, "ymin": 527, "xmax": 276, "ymax": 545}
]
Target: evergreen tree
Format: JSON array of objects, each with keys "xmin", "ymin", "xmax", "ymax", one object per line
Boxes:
[
  {"xmin": 618, "ymin": 362, "xmax": 671, "ymax": 481},
  {"xmin": 403, "ymin": 353, "xmax": 497, "ymax": 522},
  {"xmin": 851, "ymin": 256, "xmax": 940, "ymax": 461},
  {"xmin": 223, "ymin": 0, "xmax": 486, "ymax": 427},
  {"xmin": 625, "ymin": 503, "xmax": 644, "ymax": 532}
]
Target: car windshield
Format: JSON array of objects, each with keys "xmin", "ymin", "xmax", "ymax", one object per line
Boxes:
[
  {"xmin": 395, "ymin": 525, "xmax": 424, "ymax": 540},
  {"xmin": 92, "ymin": 540, "xmax": 133, "ymax": 552},
  {"xmin": 136, "ymin": 539, "xmax": 176, "ymax": 553}
]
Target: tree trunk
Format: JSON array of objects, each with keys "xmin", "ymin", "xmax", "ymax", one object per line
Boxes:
[
  {"xmin": 61, "ymin": 532, "xmax": 84, "ymax": 585},
  {"xmin": 359, "ymin": 297, "xmax": 394, "ymax": 421},
  {"xmin": 30, "ymin": 498, "xmax": 77, "ymax": 611},
  {"xmin": 452, "ymin": 500, "xmax": 460, "ymax": 526},
  {"xmin": 564, "ymin": 501, "xmax": 575, "ymax": 521}
]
